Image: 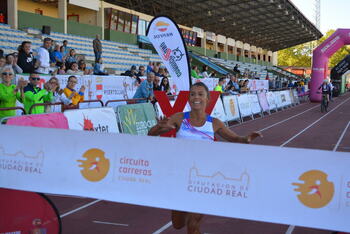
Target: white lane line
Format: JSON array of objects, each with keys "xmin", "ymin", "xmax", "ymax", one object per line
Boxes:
[
  {"xmin": 93, "ymin": 220, "xmax": 129, "ymax": 227},
  {"xmin": 280, "ymin": 97, "xmax": 350, "ymax": 147},
  {"xmin": 259, "ymin": 105, "xmax": 319, "ymax": 132},
  {"xmin": 60, "ymin": 199, "xmax": 101, "ymax": 218},
  {"xmin": 333, "ymin": 121, "xmax": 350, "ymax": 152},
  {"xmin": 285, "ymin": 225, "xmax": 295, "ymax": 234},
  {"xmin": 152, "ymin": 221, "xmax": 172, "ymax": 234}
]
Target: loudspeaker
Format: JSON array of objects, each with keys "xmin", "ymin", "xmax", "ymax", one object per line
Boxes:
[{"xmin": 42, "ymin": 25, "xmax": 51, "ymax": 35}]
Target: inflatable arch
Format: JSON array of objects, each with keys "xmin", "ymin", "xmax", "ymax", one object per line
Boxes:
[{"xmin": 311, "ymin": 29, "xmax": 350, "ymax": 102}]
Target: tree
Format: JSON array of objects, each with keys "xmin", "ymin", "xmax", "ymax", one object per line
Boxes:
[{"xmin": 278, "ymin": 29, "xmax": 350, "ymax": 68}]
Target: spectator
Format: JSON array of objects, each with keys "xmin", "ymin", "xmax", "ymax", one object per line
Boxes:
[
  {"xmin": 63, "ymin": 76, "xmax": 85, "ymax": 106},
  {"xmin": 0, "ymin": 67, "xmax": 26, "ymax": 119},
  {"xmin": 160, "ymin": 76, "xmax": 171, "ymax": 95},
  {"xmin": 57, "ymin": 64, "xmax": 66, "ymax": 75},
  {"xmin": 78, "ymin": 60, "xmax": 93, "ymax": 75},
  {"xmin": 225, "ymin": 75, "xmax": 240, "ymax": 94},
  {"xmin": 52, "ymin": 44, "xmax": 64, "ymax": 67},
  {"xmin": 152, "ymin": 66, "xmax": 162, "ymax": 77},
  {"xmin": 23, "ymin": 73, "xmax": 53, "ymax": 114},
  {"xmin": 93, "ymin": 58, "xmax": 108, "ymax": 75},
  {"xmin": 5, "ymin": 53, "xmax": 23, "ymax": 74},
  {"xmin": 35, "ymin": 37, "xmax": 52, "ymax": 74},
  {"xmin": 191, "ymin": 66, "xmax": 202, "ymax": 79},
  {"xmin": 0, "ymin": 56, "xmax": 5, "ymax": 70},
  {"xmin": 123, "ymin": 65, "xmax": 137, "ymax": 77},
  {"xmin": 201, "ymin": 65, "xmax": 213, "ymax": 78},
  {"xmin": 214, "ymin": 78, "xmax": 225, "ymax": 93},
  {"xmin": 240, "ymin": 80, "xmax": 250, "ymax": 93},
  {"xmin": 233, "ymin": 64, "xmax": 240, "ymax": 74},
  {"xmin": 17, "ymin": 41, "xmax": 36, "ymax": 73},
  {"xmin": 46, "ymin": 77, "xmax": 71, "ymax": 112},
  {"xmin": 133, "ymin": 72, "xmax": 155, "ymax": 103},
  {"xmin": 93, "ymin": 34, "xmax": 102, "ymax": 63},
  {"xmin": 146, "ymin": 61, "xmax": 153, "ymax": 73},
  {"xmin": 158, "ymin": 67, "xmax": 166, "ymax": 78},
  {"xmin": 65, "ymin": 49, "xmax": 77, "ymax": 67},
  {"xmin": 61, "ymin": 40, "xmax": 71, "ymax": 57},
  {"xmin": 66, "ymin": 62, "xmax": 84, "ymax": 75},
  {"xmin": 153, "ymin": 76, "xmax": 161, "ymax": 91},
  {"xmin": 135, "ymin": 66, "xmax": 145, "ymax": 85},
  {"xmin": 0, "ymin": 13, "xmax": 4, "ymax": 24},
  {"xmin": 0, "ymin": 49, "xmax": 3, "ymax": 58}
]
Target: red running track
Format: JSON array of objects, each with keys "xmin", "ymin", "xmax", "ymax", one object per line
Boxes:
[{"xmin": 47, "ymin": 92, "xmax": 350, "ymax": 234}]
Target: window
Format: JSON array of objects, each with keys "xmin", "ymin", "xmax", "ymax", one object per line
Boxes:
[
  {"xmin": 105, "ymin": 8, "xmax": 139, "ymax": 34},
  {"xmin": 138, "ymin": 19, "xmax": 146, "ymax": 36},
  {"xmin": 117, "ymin": 11, "xmax": 125, "ymax": 31},
  {"xmin": 131, "ymin": 15, "xmax": 138, "ymax": 34}
]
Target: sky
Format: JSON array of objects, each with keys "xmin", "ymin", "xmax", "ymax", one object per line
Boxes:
[{"xmin": 291, "ymin": 0, "xmax": 350, "ymax": 34}]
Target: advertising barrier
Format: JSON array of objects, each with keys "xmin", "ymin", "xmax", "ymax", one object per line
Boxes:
[
  {"xmin": 64, "ymin": 107, "xmax": 119, "ymax": 133},
  {"xmin": 257, "ymin": 92, "xmax": 270, "ymax": 112},
  {"xmin": 117, "ymin": 103, "xmax": 157, "ymax": 135},
  {"xmin": 266, "ymin": 92, "xmax": 278, "ymax": 110},
  {"xmin": 211, "ymin": 97, "xmax": 226, "ymax": 122},
  {"xmin": 0, "ymin": 125, "xmax": 349, "ymax": 232},
  {"xmin": 222, "ymin": 95, "xmax": 240, "ymax": 122},
  {"xmin": 247, "ymin": 79, "xmax": 269, "ymax": 91},
  {"xmin": 237, "ymin": 94, "xmax": 252, "ymax": 118},
  {"xmin": 248, "ymin": 94, "xmax": 262, "ymax": 115}
]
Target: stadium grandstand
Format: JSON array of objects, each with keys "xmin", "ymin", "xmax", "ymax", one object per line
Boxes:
[{"xmin": 2, "ymin": 1, "xmax": 350, "ymax": 234}]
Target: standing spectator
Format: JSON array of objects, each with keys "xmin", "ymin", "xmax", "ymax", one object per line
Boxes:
[
  {"xmin": 35, "ymin": 37, "xmax": 52, "ymax": 74},
  {"xmin": 160, "ymin": 77, "xmax": 171, "ymax": 95},
  {"xmin": 65, "ymin": 49, "xmax": 77, "ymax": 68},
  {"xmin": 153, "ymin": 76, "xmax": 161, "ymax": 91},
  {"xmin": 61, "ymin": 40, "xmax": 71, "ymax": 57},
  {"xmin": 93, "ymin": 34, "xmax": 102, "ymax": 63},
  {"xmin": 0, "ymin": 13, "xmax": 4, "ymax": 24},
  {"xmin": 328, "ymin": 79, "xmax": 334, "ymax": 102},
  {"xmin": 52, "ymin": 44, "xmax": 64, "ymax": 67},
  {"xmin": 123, "ymin": 65, "xmax": 137, "ymax": 77},
  {"xmin": 46, "ymin": 77, "xmax": 71, "ymax": 112},
  {"xmin": 5, "ymin": 53, "xmax": 23, "ymax": 74},
  {"xmin": 233, "ymin": 64, "xmax": 240, "ymax": 74},
  {"xmin": 23, "ymin": 73, "xmax": 53, "ymax": 114},
  {"xmin": 63, "ymin": 76, "xmax": 85, "ymax": 106},
  {"xmin": 0, "ymin": 67, "xmax": 26, "ymax": 119},
  {"xmin": 146, "ymin": 61, "xmax": 153, "ymax": 73},
  {"xmin": 93, "ymin": 58, "xmax": 108, "ymax": 75},
  {"xmin": 17, "ymin": 41, "xmax": 36, "ymax": 73},
  {"xmin": 133, "ymin": 72, "xmax": 155, "ymax": 103},
  {"xmin": 66, "ymin": 62, "xmax": 84, "ymax": 75},
  {"xmin": 240, "ymin": 80, "xmax": 250, "ymax": 93},
  {"xmin": 214, "ymin": 78, "xmax": 225, "ymax": 93}
]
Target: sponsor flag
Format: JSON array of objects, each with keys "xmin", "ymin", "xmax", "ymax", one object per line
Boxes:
[{"xmin": 147, "ymin": 16, "xmax": 191, "ymax": 91}]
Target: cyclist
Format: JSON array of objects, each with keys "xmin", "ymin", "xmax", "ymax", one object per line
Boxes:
[{"xmin": 318, "ymin": 79, "xmax": 331, "ymax": 112}]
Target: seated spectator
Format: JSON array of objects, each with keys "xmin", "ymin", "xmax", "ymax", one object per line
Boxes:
[
  {"xmin": 133, "ymin": 72, "xmax": 155, "ymax": 103},
  {"xmin": 93, "ymin": 58, "xmax": 108, "ymax": 75},
  {"xmin": 153, "ymin": 76, "xmax": 161, "ymax": 91},
  {"xmin": 135, "ymin": 66, "xmax": 145, "ymax": 85},
  {"xmin": 52, "ymin": 44, "xmax": 64, "ymax": 67},
  {"xmin": 160, "ymin": 76, "xmax": 172, "ymax": 95},
  {"xmin": 66, "ymin": 62, "xmax": 84, "ymax": 75},
  {"xmin": 65, "ymin": 49, "xmax": 77, "ymax": 68},
  {"xmin": 23, "ymin": 73, "xmax": 54, "ymax": 114},
  {"xmin": 123, "ymin": 65, "xmax": 137, "ymax": 77},
  {"xmin": 225, "ymin": 75, "xmax": 240, "ymax": 94},
  {"xmin": 0, "ymin": 67, "xmax": 26, "ymax": 119},
  {"xmin": 78, "ymin": 60, "xmax": 92, "ymax": 75},
  {"xmin": 45, "ymin": 77, "xmax": 71, "ymax": 112},
  {"xmin": 17, "ymin": 41, "xmax": 36, "ymax": 73},
  {"xmin": 63, "ymin": 76, "xmax": 85, "ymax": 106},
  {"xmin": 191, "ymin": 66, "xmax": 202, "ymax": 79},
  {"xmin": 233, "ymin": 64, "xmax": 240, "ymax": 74},
  {"xmin": 164, "ymin": 68, "xmax": 170, "ymax": 77},
  {"xmin": 0, "ymin": 56, "xmax": 6, "ymax": 70},
  {"xmin": 152, "ymin": 66, "xmax": 162, "ymax": 77},
  {"xmin": 214, "ymin": 77, "xmax": 225, "ymax": 93},
  {"xmin": 57, "ymin": 64, "xmax": 66, "ymax": 75},
  {"xmin": 61, "ymin": 40, "xmax": 71, "ymax": 57},
  {"xmin": 35, "ymin": 37, "xmax": 52, "ymax": 74},
  {"xmin": 158, "ymin": 67, "xmax": 166, "ymax": 78},
  {"xmin": 5, "ymin": 53, "xmax": 23, "ymax": 74},
  {"xmin": 201, "ymin": 65, "xmax": 213, "ymax": 78}
]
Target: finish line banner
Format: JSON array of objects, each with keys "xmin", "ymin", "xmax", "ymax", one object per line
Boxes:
[
  {"xmin": 0, "ymin": 125, "xmax": 349, "ymax": 232},
  {"xmin": 147, "ymin": 16, "xmax": 191, "ymax": 91}
]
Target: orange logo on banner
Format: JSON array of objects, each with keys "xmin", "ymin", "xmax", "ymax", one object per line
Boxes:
[
  {"xmin": 77, "ymin": 148, "xmax": 110, "ymax": 182},
  {"xmin": 292, "ymin": 170, "xmax": 334, "ymax": 208},
  {"xmin": 156, "ymin": 21, "xmax": 169, "ymax": 32}
]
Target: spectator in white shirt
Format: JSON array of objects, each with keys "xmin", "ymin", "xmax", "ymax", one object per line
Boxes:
[
  {"xmin": 35, "ymin": 37, "xmax": 52, "ymax": 74},
  {"xmin": 201, "ymin": 65, "xmax": 213, "ymax": 78}
]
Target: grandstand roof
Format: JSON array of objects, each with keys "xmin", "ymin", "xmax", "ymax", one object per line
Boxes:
[{"xmin": 107, "ymin": 0, "xmax": 323, "ymax": 51}]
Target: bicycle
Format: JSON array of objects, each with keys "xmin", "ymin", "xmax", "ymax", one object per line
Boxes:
[{"xmin": 317, "ymin": 92, "xmax": 329, "ymax": 113}]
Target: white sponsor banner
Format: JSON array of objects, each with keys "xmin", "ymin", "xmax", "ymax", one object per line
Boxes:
[
  {"xmin": 211, "ymin": 98, "xmax": 226, "ymax": 122},
  {"xmin": 222, "ymin": 95, "xmax": 240, "ymax": 121},
  {"xmin": 248, "ymin": 94, "xmax": 262, "ymax": 115},
  {"xmin": 282, "ymin": 90, "xmax": 292, "ymax": 106},
  {"xmin": 292, "ymin": 89, "xmax": 300, "ymax": 104},
  {"xmin": 247, "ymin": 80, "xmax": 269, "ymax": 91},
  {"xmin": 147, "ymin": 16, "xmax": 191, "ymax": 91},
  {"xmin": 275, "ymin": 91, "xmax": 284, "ymax": 108},
  {"xmin": 278, "ymin": 91, "xmax": 290, "ymax": 107},
  {"xmin": 237, "ymin": 94, "xmax": 252, "ymax": 117},
  {"xmin": 63, "ymin": 107, "xmax": 119, "ymax": 133},
  {"xmin": 266, "ymin": 92, "xmax": 277, "ymax": 110},
  {"xmin": 192, "ymin": 78, "xmax": 221, "ymax": 91},
  {"xmin": 0, "ymin": 125, "xmax": 349, "ymax": 232}
]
